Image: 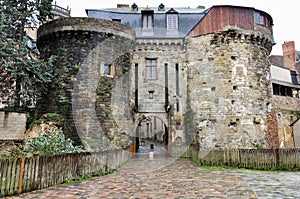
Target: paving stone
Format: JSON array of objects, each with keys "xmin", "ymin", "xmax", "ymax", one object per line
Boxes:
[{"xmin": 4, "ymin": 148, "xmax": 300, "ymax": 199}]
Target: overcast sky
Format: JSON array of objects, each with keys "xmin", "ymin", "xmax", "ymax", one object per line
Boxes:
[{"xmin": 55, "ymin": 0, "xmax": 298, "ymax": 56}]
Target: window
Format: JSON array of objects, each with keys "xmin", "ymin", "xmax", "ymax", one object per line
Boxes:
[
  {"xmin": 167, "ymin": 14, "xmax": 178, "ymax": 29},
  {"xmin": 291, "ymin": 71, "xmax": 299, "ymax": 84},
  {"xmin": 266, "ymin": 70, "xmax": 270, "ymax": 81},
  {"xmin": 142, "ymin": 10, "xmax": 154, "ymax": 29},
  {"xmin": 148, "ymin": 90, "xmax": 154, "ymax": 99},
  {"xmin": 158, "ymin": 3, "xmax": 165, "ymax": 11},
  {"xmin": 104, "ymin": 64, "xmax": 111, "ymax": 75},
  {"xmin": 146, "ymin": 123, "xmax": 149, "ymax": 137},
  {"xmin": 175, "ymin": 63, "xmax": 179, "ymax": 95},
  {"xmin": 166, "ymin": 8, "xmax": 178, "ymax": 30},
  {"xmin": 145, "ymin": 58, "xmax": 157, "ymax": 79},
  {"xmin": 272, "ymin": 83, "xmax": 293, "ymax": 97},
  {"xmin": 112, "ymin": 19, "xmax": 121, "ymax": 23},
  {"xmin": 103, "ymin": 64, "xmax": 115, "ymax": 76},
  {"xmin": 259, "ymin": 14, "xmax": 270, "ymax": 27},
  {"xmin": 132, "ymin": 3, "xmax": 138, "ymax": 11}
]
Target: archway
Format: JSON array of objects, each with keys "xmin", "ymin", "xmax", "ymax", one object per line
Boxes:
[{"xmin": 134, "ymin": 116, "xmax": 169, "ymax": 154}]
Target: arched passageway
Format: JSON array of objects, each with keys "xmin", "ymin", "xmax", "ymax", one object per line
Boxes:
[{"xmin": 134, "ymin": 116, "xmax": 169, "ymax": 157}]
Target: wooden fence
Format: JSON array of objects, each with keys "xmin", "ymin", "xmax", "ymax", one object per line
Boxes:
[
  {"xmin": 171, "ymin": 144, "xmax": 300, "ymax": 169},
  {"xmin": 0, "ymin": 149, "xmax": 130, "ymax": 197}
]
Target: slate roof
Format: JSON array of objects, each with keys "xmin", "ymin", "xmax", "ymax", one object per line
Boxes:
[
  {"xmin": 270, "ymin": 51, "xmax": 300, "ymax": 68},
  {"xmin": 86, "ymin": 6, "xmax": 207, "ymax": 38},
  {"xmin": 269, "ymin": 55, "xmax": 284, "ymax": 68},
  {"xmin": 270, "ymin": 54, "xmax": 300, "ymax": 88}
]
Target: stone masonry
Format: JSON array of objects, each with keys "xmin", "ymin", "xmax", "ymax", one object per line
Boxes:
[
  {"xmin": 0, "ymin": 111, "xmax": 27, "ymax": 141},
  {"xmin": 36, "ymin": 6, "xmax": 280, "ymax": 151},
  {"xmin": 37, "ymin": 18, "xmax": 135, "ymax": 151},
  {"xmin": 186, "ymin": 28, "xmax": 273, "ymax": 148}
]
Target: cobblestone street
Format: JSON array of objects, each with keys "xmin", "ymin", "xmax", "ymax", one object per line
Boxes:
[
  {"xmin": 239, "ymin": 169, "xmax": 300, "ymax": 199},
  {"xmin": 4, "ymin": 147, "xmax": 300, "ymax": 199}
]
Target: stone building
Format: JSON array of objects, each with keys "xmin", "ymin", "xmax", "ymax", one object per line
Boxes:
[
  {"xmin": 36, "ymin": 4, "xmax": 298, "ymax": 151},
  {"xmin": 270, "ymin": 41, "xmax": 300, "ymax": 148}
]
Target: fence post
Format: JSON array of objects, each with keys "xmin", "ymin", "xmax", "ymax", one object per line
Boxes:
[
  {"xmin": 130, "ymin": 144, "xmax": 134, "ymax": 158},
  {"xmin": 275, "ymin": 148, "xmax": 280, "ymax": 168},
  {"xmin": 238, "ymin": 149, "xmax": 242, "ymax": 168},
  {"xmin": 17, "ymin": 158, "xmax": 25, "ymax": 194}
]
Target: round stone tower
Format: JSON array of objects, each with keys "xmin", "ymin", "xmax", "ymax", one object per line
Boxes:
[
  {"xmin": 37, "ymin": 18, "xmax": 135, "ymax": 150},
  {"xmin": 185, "ymin": 6, "xmax": 274, "ymax": 149}
]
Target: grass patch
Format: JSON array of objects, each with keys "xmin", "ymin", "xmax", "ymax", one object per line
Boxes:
[
  {"xmin": 191, "ymin": 156, "xmax": 300, "ymax": 172},
  {"xmin": 198, "ymin": 165, "xmax": 241, "ymax": 170},
  {"xmin": 62, "ymin": 159, "xmax": 130, "ymax": 185}
]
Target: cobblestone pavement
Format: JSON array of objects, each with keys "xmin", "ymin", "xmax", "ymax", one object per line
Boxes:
[
  {"xmin": 4, "ymin": 147, "xmax": 300, "ymax": 199},
  {"xmin": 238, "ymin": 169, "xmax": 300, "ymax": 199}
]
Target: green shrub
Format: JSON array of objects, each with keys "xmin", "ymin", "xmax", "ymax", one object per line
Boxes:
[{"xmin": 23, "ymin": 129, "xmax": 85, "ymax": 156}]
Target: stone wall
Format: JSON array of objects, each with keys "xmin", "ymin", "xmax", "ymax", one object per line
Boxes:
[
  {"xmin": 186, "ymin": 28, "xmax": 273, "ymax": 149},
  {"xmin": 35, "ymin": 15, "xmax": 296, "ymax": 150},
  {"xmin": 272, "ymin": 95, "xmax": 300, "ymax": 148},
  {"xmin": 37, "ymin": 18, "xmax": 135, "ymax": 151},
  {"xmin": 132, "ymin": 38, "xmax": 187, "ymax": 143},
  {"xmin": 0, "ymin": 111, "xmax": 27, "ymax": 141}
]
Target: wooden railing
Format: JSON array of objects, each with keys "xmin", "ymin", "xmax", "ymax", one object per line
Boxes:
[
  {"xmin": 0, "ymin": 149, "xmax": 130, "ymax": 197},
  {"xmin": 171, "ymin": 144, "xmax": 300, "ymax": 169}
]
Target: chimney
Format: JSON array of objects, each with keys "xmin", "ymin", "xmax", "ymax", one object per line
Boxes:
[
  {"xmin": 117, "ymin": 4, "xmax": 129, "ymax": 9},
  {"xmin": 282, "ymin": 41, "xmax": 296, "ymax": 70}
]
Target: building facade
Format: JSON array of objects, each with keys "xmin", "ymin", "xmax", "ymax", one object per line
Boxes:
[
  {"xmin": 37, "ymin": 4, "xmax": 292, "ymax": 151},
  {"xmin": 270, "ymin": 41, "xmax": 300, "ymax": 148}
]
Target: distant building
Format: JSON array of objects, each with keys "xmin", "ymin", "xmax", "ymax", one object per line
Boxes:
[
  {"xmin": 0, "ymin": 3, "xmax": 71, "ymax": 109},
  {"xmin": 25, "ymin": 2, "xmax": 71, "ymax": 49},
  {"xmin": 270, "ymin": 41, "xmax": 300, "ymax": 148},
  {"xmin": 51, "ymin": 3, "xmax": 71, "ymax": 19}
]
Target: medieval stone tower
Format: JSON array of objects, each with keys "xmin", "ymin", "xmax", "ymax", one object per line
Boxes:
[
  {"xmin": 185, "ymin": 6, "xmax": 273, "ymax": 149},
  {"xmin": 37, "ymin": 18, "xmax": 135, "ymax": 151},
  {"xmin": 37, "ymin": 5, "xmax": 274, "ymax": 151}
]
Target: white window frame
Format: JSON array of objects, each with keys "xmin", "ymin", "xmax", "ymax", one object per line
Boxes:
[
  {"xmin": 145, "ymin": 58, "xmax": 157, "ymax": 80},
  {"xmin": 104, "ymin": 64, "xmax": 111, "ymax": 75},
  {"xmin": 167, "ymin": 14, "xmax": 178, "ymax": 30}
]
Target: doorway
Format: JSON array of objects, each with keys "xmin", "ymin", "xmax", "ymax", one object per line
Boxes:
[{"xmin": 135, "ymin": 116, "xmax": 169, "ymax": 155}]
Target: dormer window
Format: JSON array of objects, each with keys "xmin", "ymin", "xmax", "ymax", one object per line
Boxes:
[
  {"xmin": 166, "ymin": 8, "xmax": 178, "ymax": 30},
  {"xmin": 158, "ymin": 3, "xmax": 165, "ymax": 11},
  {"xmin": 255, "ymin": 11, "xmax": 271, "ymax": 27},
  {"xmin": 142, "ymin": 10, "xmax": 154, "ymax": 29},
  {"xmin": 132, "ymin": 3, "xmax": 138, "ymax": 11}
]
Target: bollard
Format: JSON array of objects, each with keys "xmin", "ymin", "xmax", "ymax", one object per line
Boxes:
[{"xmin": 149, "ymin": 151, "xmax": 154, "ymax": 159}]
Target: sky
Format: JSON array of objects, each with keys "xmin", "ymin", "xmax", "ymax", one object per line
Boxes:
[{"xmin": 55, "ymin": 0, "xmax": 299, "ymax": 56}]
